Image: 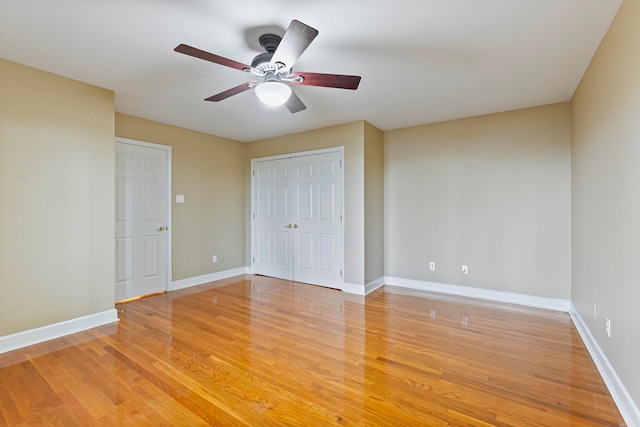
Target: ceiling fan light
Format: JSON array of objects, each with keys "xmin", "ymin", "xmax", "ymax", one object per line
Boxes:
[{"xmin": 255, "ymin": 81, "xmax": 291, "ymax": 107}]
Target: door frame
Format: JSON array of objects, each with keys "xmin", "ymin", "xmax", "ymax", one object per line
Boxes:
[
  {"xmin": 115, "ymin": 136, "xmax": 173, "ymax": 299},
  {"xmin": 250, "ymin": 146, "xmax": 345, "ymax": 290}
]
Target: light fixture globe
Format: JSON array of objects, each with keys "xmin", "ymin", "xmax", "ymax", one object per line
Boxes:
[{"xmin": 255, "ymin": 81, "xmax": 291, "ymax": 107}]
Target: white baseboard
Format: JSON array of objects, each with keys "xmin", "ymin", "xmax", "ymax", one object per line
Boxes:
[
  {"xmin": 570, "ymin": 303, "xmax": 640, "ymax": 427},
  {"xmin": 365, "ymin": 277, "xmax": 385, "ymax": 295},
  {"xmin": 342, "ymin": 277, "xmax": 384, "ymax": 296},
  {"xmin": 0, "ymin": 309, "xmax": 119, "ymax": 355},
  {"xmin": 170, "ymin": 267, "xmax": 250, "ymax": 291},
  {"xmin": 383, "ymin": 276, "xmax": 571, "ymax": 312},
  {"xmin": 342, "ymin": 282, "xmax": 365, "ymax": 295}
]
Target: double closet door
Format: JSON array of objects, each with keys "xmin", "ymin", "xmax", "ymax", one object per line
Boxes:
[{"xmin": 252, "ymin": 149, "xmax": 343, "ymax": 289}]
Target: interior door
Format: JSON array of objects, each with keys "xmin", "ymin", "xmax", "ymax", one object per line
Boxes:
[
  {"xmin": 292, "ymin": 152, "xmax": 343, "ymax": 288},
  {"xmin": 115, "ymin": 142, "xmax": 169, "ymax": 301},
  {"xmin": 252, "ymin": 150, "xmax": 343, "ymax": 289},
  {"xmin": 252, "ymin": 158, "xmax": 294, "ymax": 281}
]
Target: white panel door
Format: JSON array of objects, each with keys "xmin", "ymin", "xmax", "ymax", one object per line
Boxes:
[
  {"xmin": 252, "ymin": 150, "xmax": 343, "ymax": 289},
  {"xmin": 292, "ymin": 153, "xmax": 343, "ymax": 288},
  {"xmin": 115, "ymin": 142, "xmax": 168, "ymax": 300},
  {"xmin": 252, "ymin": 158, "xmax": 294, "ymax": 280}
]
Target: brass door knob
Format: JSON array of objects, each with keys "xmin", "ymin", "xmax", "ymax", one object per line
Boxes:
[
  {"xmin": 293, "ymin": 224, "xmax": 298, "ymax": 228},
  {"xmin": 284, "ymin": 224, "xmax": 292, "ymax": 228},
  {"xmin": 159, "ymin": 226, "xmax": 167, "ymax": 231}
]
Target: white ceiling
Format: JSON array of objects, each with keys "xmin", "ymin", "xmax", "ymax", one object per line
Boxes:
[{"xmin": 0, "ymin": 0, "xmax": 621, "ymax": 142}]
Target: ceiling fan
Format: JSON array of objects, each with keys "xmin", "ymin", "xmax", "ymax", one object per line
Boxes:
[{"xmin": 174, "ymin": 19, "xmax": 361, "ymax": 113}]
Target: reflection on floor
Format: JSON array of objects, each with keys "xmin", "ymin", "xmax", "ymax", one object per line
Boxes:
[{"xmin": 0, "ymin": 275, "xmax": 625, "ymax": 425}]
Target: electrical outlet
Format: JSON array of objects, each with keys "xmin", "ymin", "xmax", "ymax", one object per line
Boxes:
[
  {"xmin": 429, "ymin": 262, "xmax": 436, "ymax": 271},
  {"xmin": 212, "ymin": 255, "xmax": 218, "ymax": 263},
  {"xmin": 605, "ymin": 318, "xmax": 611, "ymax": 337},
  {"xmin": 462, "ymin": 265, "xmax": 469, "ymax": 275}
]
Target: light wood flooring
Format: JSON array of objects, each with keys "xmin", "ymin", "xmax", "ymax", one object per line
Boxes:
[{"xmin": 0, "ymin": 275, "xmax": 626, "ymax": 426}]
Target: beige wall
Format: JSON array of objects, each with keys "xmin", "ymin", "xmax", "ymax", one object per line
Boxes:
[
  {"xmin": 0, "ymin": 59, "xmax": 115, "ymax": 336},
  {"xmin": 247, "ymin": 122, "xmax": 367, "ymax": 286},
  {"xmin": 384, "ymin": 103, "xmax": 572, "ymax": 299},
  {"xmin": 364, "ymin": 122, "xmax": 384, "ymax": 284},
  {"xmin": 572, "ymin": 0, "xmax": 640, "ymax": 407},
  {"xmin": 115, "ymin": 114, "xmax": 246, "ymax": 280}
]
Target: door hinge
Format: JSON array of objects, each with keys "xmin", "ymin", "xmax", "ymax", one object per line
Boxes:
[
  {"xmin": 340, "ymin": 269, "xmax": 343, "ymax": 277},
  {"xmin": 339, "ymin": 159, "xmax": 342, "ymax": 167},
  {"xmin": 252, "ymin": 169, "xmax": 255, "ymax": 176},
  {"xmin": 252, "ymin": 257, "xmax": 255, "ymax": 263},
  {"xmin": 340, "ymin": 214, "xmax": 342, "ymax": 223},
  {"xmin": 252, "ymin": 213, "xmax": 255, "ymax": 220}
]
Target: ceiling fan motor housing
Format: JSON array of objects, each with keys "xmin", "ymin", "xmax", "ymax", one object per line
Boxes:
[
  {"xmin": 251, "ymin": 52, "xmax": 273, "ymax": 70},
  {"xmin": 259, "ymin": 33, "xmax": 281, "ymax": 53},
  {"xmin": 252, "ymin": 33, "xmax": 283, "ymax": 71}
]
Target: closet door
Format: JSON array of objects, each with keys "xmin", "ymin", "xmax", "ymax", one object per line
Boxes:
[
  {"xmin": 292, "ymin": 152, "xmax": 343, "ymax": 288},
  {"xmin": 252, "ymin": 150, "xmax": 343, "ymax": 289},
  {"xmin": 252, "ymin": 158, "xmax": 294, "ymax": 281}
]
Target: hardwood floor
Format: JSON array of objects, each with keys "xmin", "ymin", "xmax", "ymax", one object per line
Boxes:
[{"xmin": 0, "ymin": 275, "xmax": 625, "ymax": 426}]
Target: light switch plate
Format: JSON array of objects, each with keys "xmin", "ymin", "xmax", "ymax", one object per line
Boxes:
[{"xmin": 176, "ymin": 194, "xmax": 185, "ymax": 203}]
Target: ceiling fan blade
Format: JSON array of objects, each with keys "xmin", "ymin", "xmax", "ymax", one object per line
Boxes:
[
  {"xmin": 174, "ymin": 44, "xmax": 251, "ymax": 72},
  {"xmin": 205, "ymin": 82, "xmax": 256, "ymax": 102},
  {"xmin": 290, "ymin": 72, "xmax": 361, "ymax": 90},
  {"xmin": 270, "ymin": 20, "xmax": 318, "ymax": 73},
  {"xmin": 285, "ymin": 90, "xmax": 307, "ymax": 113}
]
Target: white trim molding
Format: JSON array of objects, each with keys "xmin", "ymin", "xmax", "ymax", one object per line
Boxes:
[
  {"xmin": 570, "ymin": 303, "xmax": 640, "ymax": 427},
  {"xmin": 0, "ymin": 309, "xmax": 119, "ymax": 355},
  {"xmin": 342, "ymin": 277, "xmax": 384, "ymax": 296},
  {"xmin": 365, "ymin": 277, "xmax": 385, "ymax": 295},
  {"xmin": 383, "ymin": 277, "xmax": 571, "ymax": 312},
  {"xmin": 342, "ymin": 282, "xmax": 365, "ymax": 295},
  {"xmin": 170, "ymin": 267, "xmax": 250, "ymax": 291}
]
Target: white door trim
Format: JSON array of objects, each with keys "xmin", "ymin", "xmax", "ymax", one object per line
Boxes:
[
  {"xmin": 250, "ymin": 146, "xmax": 345, "ymax": 290},
  {"xmin": 115, "ymin": 136, "xmax": 172, "ymax": 298}
]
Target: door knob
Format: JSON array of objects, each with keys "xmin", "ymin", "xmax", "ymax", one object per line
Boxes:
[
  {"xmin": 159, "ymin": 226, "xmax": 167, "ymax": 231},
  {"xmin": 293, "ymin": 224, "xmax": 298, "ymax": 228},
  {"xmin": 284, "ymin": 224, "xmax": 292, "ymax": 228}
]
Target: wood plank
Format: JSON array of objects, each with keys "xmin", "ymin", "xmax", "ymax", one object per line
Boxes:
[{"xmin": 0, "ymin": 275, "xmax": 626, "ymax": 425}]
